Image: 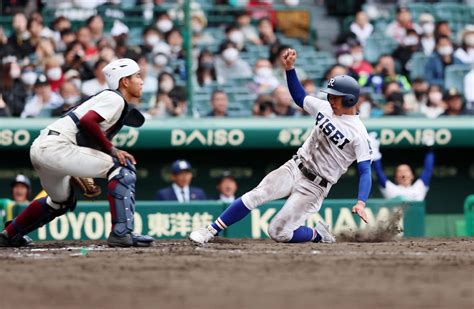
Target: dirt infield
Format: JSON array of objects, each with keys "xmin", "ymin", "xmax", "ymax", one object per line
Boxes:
[{"xmin": 0, "ymin": 238, "xmax": 473, "ymax": 309}]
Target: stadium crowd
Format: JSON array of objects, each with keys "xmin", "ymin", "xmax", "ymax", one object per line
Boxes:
[{"xmin": 0, "ymin": 0, "xmax": 473, "ymax": 118}]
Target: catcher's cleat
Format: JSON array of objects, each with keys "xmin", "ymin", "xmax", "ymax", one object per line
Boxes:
[
  {"xmin": 315, "ymin": 221, "xmax": 336, "ymax": 243},
  {"xmin": 107, "ymin": 231, "xmax": 154, "ymax": 247},
  {"xmin": 0, "ymin": 231, "xmax": 33, "ymax": 247},
  {"xmin": 189, "ymin": 227, "xmax": 216, "ymax": 244}
]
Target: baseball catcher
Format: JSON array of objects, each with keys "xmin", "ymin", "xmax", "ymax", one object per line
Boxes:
[{"xmin": 0, "ymin": 58, "xmax": 154, "ymax": 247}]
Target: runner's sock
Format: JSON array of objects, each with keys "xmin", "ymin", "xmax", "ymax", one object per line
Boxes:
[
  {"xmin": 289, "ymin": 226, "xmax": 321, "ymax": 243},
  {"xmin": 210, "ymin": 197, "xmax": 251, "ymax": 234}
]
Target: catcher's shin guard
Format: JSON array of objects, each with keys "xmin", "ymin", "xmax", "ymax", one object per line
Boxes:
[
  {"xmin": 107, "ymin": 164, "xmax": 137, "ymax": 237},
  {"xmin": 5, "ymin": 192, "xmax": 77, "ymax": 244}
]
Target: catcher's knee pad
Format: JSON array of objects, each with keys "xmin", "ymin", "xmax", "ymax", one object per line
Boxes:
[
  {"xmin": 268, "ymin": 219, "xmax": 292, "ymax": 243},
  {"xmin": 108, "ymin": 164, "xmax": 136, "ymax": 237}
]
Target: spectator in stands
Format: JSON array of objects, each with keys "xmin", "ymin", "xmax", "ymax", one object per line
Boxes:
[
  {"xmin": 21, "ymin": 74, "xmax": 63, "ymax": 118},
  {"xmin": 392, "ymin": 28, "xmax": 422, "ymax": 76},
  {"xmin": 111, "ymin": 20, "xmax": 130, "ymax": 58},
  {"xmin": 148, "ymin": 71, "xmax": 176, "ymax": 116},
  {"xmin": 350, "ymin": 41, "xmax": 373, "ymax": 76},
  {"xmin": 357, "ymin": 92, "xmax": 383, "ymax": 118},
  {"xmin": 76, "ymin": 26, "xmax": 98, "ymax": 61},
  {"xmin": 207, "ymin": 90, "xmax": 229, "ymax": 117},
  {"xmin": 420, "ymin": 84, "xmax": 447, "ymax": 118},
  {"xmin": 272, "ymin": 85, "xmax": 297, "ymax": 116},
  {"xmin": 248, "ymin": 58, "xmax": 280, "ymax": 95},
  {"xmin": 0, "ymin": 57, "xmax": 28, "ymax": 117},
  {"xmin": 215, "ymin": 41, "xmax": 252, "ymax": 84},
  {"xmin": 252, "ymin": 94, "xmax": 276, "ymax": 117},
  {"xmin": 63, "ymin": 42, "xmax": 93, "ymax": 81},
  {"xmin": 137, "ymin": 54, "xmax": 158, "ymax": 94},
  {"xmin": 51, "ymin": 16, "xmax": 72, "ymax": 45},
  {"xmin": 58, "ymin": 81, "xmax": 81, "ymax": 113},
  {"xmin": 191, "ymin": 10, "xmax": 214, "ymax": 46},
  {"xmin": 196, "ymin": 49, "xmax": 217, "ymax": 87},
  {"xmin": 7, "ymin": 12, "xmax": 34, "ymax": 59},
  {"xmin": 81, "ymin": 59, "xmax": 108, "ymax": 97},
  {"xmin": 258, "ymin": 18, "xmax": 278, "ymax": 46},
  {"xmin": 360, "ymin": 54, "xmax": 411, "ymax": 94},
  {"xmin": 385, "ymin": 6, "xmax": 421, "ymax": 44},
  {"xmin": 336, "ymin": 50, "xmax": 358, "ymax": 79},
  {"xmin": 382, "ymin": 81, "xmax": 407, "ymax": 116},
  {"xmin": 324, "ymin": 64, "xmax": 348, "ymax": 81},
  {"xmin": 58, "ymin": 29, "xmax": 76, "ymax": 53},
  {"xmin": 404, "ymin": 78, "xmax": 429, "ymax": 114},
  {"xmin": 35, "ymin": 37, "xmax": 56, "ymax": 66},
  {"xmin": 86, "ymin": 15, "xmax": 104, "ymax": 44},
  {"xmin": 225, "ymin": 24, "xmax": 246, "ymax": 52},
  {"xmin": 350, "ymin": 11, "xmax": 373, "ymax": 46},
  {"xmin": 369, "ymin": 133, "xmax": 434, "ymax": 201},
  {"xmin": 236, "ymin": 11, "xmax": 261, "ymax": 45},
  {"xmin": 418, "ymin": 13, "xmax": 436, "ymax": 56},
  {"xmin": 434, "ymin": 21, "xmax": 452, "ymax": 40},
  {"xmin": 425, "ymin": 35, "xmax": 463, "ymax": 87},
  {"xmin": 216, "ymin": 172, "xmax": 238, "ymax": 203},
  {"xmin": 165, "ymin": 28, "xmax": 184, "ymax": 60},
  {"xmin": 465, "ymin": 68, "xmax": 474, "ymax": 111},
  {"xmin": 454, "ymin": 27, "xmax": 474, "ymax": 64},
  {"xmin": 141, "ymin": 26, "xmax": 161, "ymax": 56},
  {"xmin": 156, "ymin": 12, "xmax": 174, "ymax": 35},
  {"xmin": 10, "ymin": 175, "xmax": 31, "ymax": 204},
  {"xmin": 0, "ymin": 95, "xmax": 9, "ymax": 117},
  {"xmin": 156, "ymin": 160, "xmax": 207, "ymax": 202},
  {"xmin": 301, "ymin": 79, "xmax": 317, "ymax": 96},
  {"xmin": 44, "ymin": 55, "xmax": 64, "ymax": 92},
  {"xmin": 20, "ymin": 65, "xmax": 37, "ymax": 98},
  {"xmin": 441, "ymin": 88, "xmax": 469, "ymax": 116}
]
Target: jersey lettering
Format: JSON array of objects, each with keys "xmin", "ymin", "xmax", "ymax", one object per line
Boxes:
[{"xmin": 315, "ymin": 112, "xmax": 351, "ymax": 149}]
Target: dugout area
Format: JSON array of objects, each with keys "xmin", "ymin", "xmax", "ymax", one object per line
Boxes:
[{"xmin": 0, "ymin": 238, "xmax": 472, "ymax": 308}]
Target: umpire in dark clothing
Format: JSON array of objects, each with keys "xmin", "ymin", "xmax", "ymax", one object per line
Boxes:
[{"xmin": 156, "ymin": 160, "xmax": 207, "ymax": 202}]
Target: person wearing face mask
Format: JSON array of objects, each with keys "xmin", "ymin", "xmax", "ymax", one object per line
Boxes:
[
  {"xmin": 392, "ymin": 29, "xmax": 422, "ymax": 76},
  {"xmin": 350, "ymin": 42, "xmax": 373, "ymax": 76},
  {"xmin": 425, "ymin": 35, "xmax": 463, "ymax": 87},
  {"xmin": 156, "ymin": 14, "xmax": 174, "ymax": 35},
  {"xmin": 385, "ymin": 6, "xmax": 422, "ymax": 44},
  {"xmin": 248, "ymin": 58, "xmax": 280, "ymax": 95},
  {"xmin": 141, "ymin": 26, "xmax": 162, "ymax": 56},
  {"xmin": 420, "ymin": 84, "xmax": 447, "ymax": 118},
  {"xmin": 196, "ymin": 49, "xmax": 217, "ymax": 87},
  {"xmin": 454, "ymin": 28, "xmax": 474, "ymax": 64},
  {"xmin": 418, "ymin": 13, "xmax": 436, "ymax": 56},
  {"xmin": 236, "ymin": 12, "xmax": 262, "ymax": 45},
  {"xmin": 1, "ymin": 58, "xmax": 29, "ymax": 116},
  {"xmin": 215, "ymin": 41, "xmax": 252, "ymax": 84},
  {"xmin": 225, "ymin": 25, "xmax": 246, "ymax": 52},
  {"xmin": 44, "ymin": 56, "xmax": 64, "ymax": 92},
  {"xmin": 369, "ymin": 132, "xmax": 435, "ymax": 202},
  {"xmin": 441, "ymin": 88, "xmax": 469, "ymax": 116},
  {"xmin": 336, "ymin": 50, "xmax": 359, "ymax": 80},
  {"xmin": 403, "ymin": 78, "xmax": 429, "ymax": 114},
  {"xmin": 53, "ymin": 81, "xmax": 82, "ymax": 116},
  {"xmin": 147, "ymin": 71, "xmax": 176, "ymax": 117}
]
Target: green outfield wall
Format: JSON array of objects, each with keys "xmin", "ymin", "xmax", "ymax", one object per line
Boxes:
[
  {"xmin": 1, "ymin": 199, "xmax": 424, "ymax": 241},
  {"xmin": 0, "ymin": 117, "xmax": 473, "ymax": 149},
  {"xmin": 0, "ymin": 118, "xmax": 472, "ymax": 214}
]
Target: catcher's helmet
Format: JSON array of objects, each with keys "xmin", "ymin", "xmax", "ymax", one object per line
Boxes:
[
  {"xmin": 320, "ymin": 75, "xmax": 360, "ymax": 108},
  {"xmin": 102, "ymin": 58, "xmax": 140, "ymax": 90}
]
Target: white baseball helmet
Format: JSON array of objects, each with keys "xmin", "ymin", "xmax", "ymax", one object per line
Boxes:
[{"xmin": 102, "ymin": 58, "xmax": 140, "ymax": 90}]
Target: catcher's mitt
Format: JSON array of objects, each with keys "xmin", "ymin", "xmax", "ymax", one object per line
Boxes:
[{"xmin": 71, "ymin": 177, "xmax": 102, "ymax": 198}]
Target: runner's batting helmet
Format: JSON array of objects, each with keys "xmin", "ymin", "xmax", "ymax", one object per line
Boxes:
[{"xmin": 320, "ymin": 75, "xmax": 360, "ymax": 108}]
